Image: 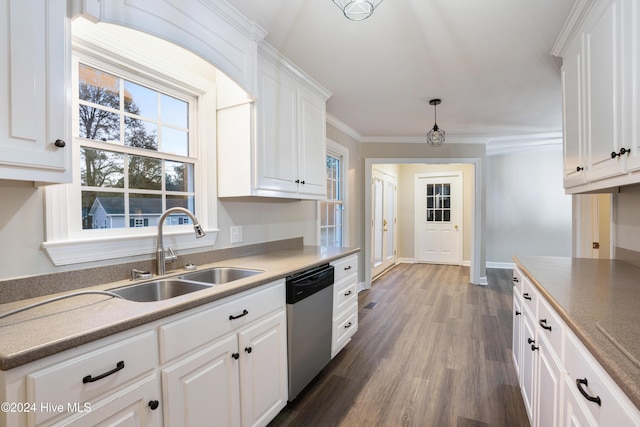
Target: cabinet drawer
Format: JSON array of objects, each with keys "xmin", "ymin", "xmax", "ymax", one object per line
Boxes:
[
  {"xmin": 521, "ymin": 276, "xmax": 538, "ymax": 317},
  {"xmin": 332, "ymin": 254, "xmax": 358, "ymax": 282},
  {"xmin": 333, "ymin": 274, "xmax": 357, "ymax": 315},
  {"xmin": 27, "ymin": 330, "xmax": 157, "ymax": 425},
  {"xmin": 565, "ymin": 329, "xmax": 640, "ymax": 425},
  {"xmin": 332, "ymin": 303, "xmax": 358, "ymax": 354},
  {"xmin": 537, "ymin": 296, "xmax": 564, "ymax": 360},
  {"xmin": 160, "ymin": 280, "xmax": 285, "ymax": 363},
  {"xmin": 512, "ymin": 267, "xmax": 524, "ymax": 295}
]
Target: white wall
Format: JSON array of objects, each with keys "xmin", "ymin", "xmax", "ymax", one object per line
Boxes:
[{"xmin": 485, "ymin": 147, "xmax": 572, "ymax": 265}]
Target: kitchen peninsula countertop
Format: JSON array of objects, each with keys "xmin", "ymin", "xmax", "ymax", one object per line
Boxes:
[
  {"xmin": 0, "ymin": 245, "xmax": 359, "ymax": 371},
  {"xmin": 514, "ymin": 255, "xmax": 640, "ymax": 410}
]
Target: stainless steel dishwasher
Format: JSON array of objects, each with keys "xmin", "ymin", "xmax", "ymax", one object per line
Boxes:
[{"xmin": 286, "ymin": 263, "xmax": 334, "ymax": 401}]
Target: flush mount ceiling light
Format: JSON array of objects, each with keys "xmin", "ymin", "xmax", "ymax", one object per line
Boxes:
[
  {"xmin": 426, "ymin": 99, "xmax": 446, "ymax": 147},
  {"xmin": 333, "ymin": 0, "xmax": 383, "ymax": 21}
]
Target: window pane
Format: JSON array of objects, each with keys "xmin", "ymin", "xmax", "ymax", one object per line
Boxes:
[
  {"xmin": 128, "ymin": 155, "xmax": 162, "ymax": 190},
  {"xmin": 444, "ymin": 210, "xmax": 451, "ymax": 222},
  {"xmin": 80, "ymin": 147, "xmax": 124, "ymax": 188},
  {"xmin": 82, "ymin": 191, "xmax": 125, "ymax": 229},
  {"xmin": 166, "ymin": 161, "xmax": 194, "ymax": 192},
  {"xmin": 78, "ymin": 64, "xmax": 120, "ymax": 109},
  {"xmin": 161, "ymin": 94, "xmax": 188, "ymax": 128},
  {"xmin": 161, "ymin": 127, "xmax": 188, "ymax": 156},
  {"xmin": 124, "ymin": 81, "xmax": 158, "ymax": 119},
  {"xmin": 129, "ymin": 194, "xmax": 162, "ymax": 226},
  {"xmin": 78, "ymin": 106, "xmax": 120, "ymax": 142},
  {"xmin": 125, "ymin": 117, "xmax": 158, "ymax": 150},
  {"xmin": 167, "ymin": 195, "xmax": 194, "ymax": 212}
]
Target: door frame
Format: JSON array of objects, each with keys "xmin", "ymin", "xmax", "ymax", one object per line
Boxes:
[
  {"xmin": 414, "ymin": 171, "xmax": 463, "ymax": 265},
  {"xmin": 363, "ymin": 157, "xmax": 483, "ymax": 289},
  {"xmin": 371, "ymin": 168, "xmax": 397, "ymax": 278}
]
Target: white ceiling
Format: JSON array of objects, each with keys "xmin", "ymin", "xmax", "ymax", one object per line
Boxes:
[{"xmin": 225, "ymin": 0, "xmax": 576, "ymax": 145}]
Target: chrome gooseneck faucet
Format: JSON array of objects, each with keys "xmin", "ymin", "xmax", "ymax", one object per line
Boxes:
[{"xmin": 157, "ymin": 207, "xmax": 205, "ymax": 275}]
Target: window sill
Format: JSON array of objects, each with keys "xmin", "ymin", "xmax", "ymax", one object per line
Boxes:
[{"xmin": 42, "ymin": 229, "xmax": 219, "ymax": 266}]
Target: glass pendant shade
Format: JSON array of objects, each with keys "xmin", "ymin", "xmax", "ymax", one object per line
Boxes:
[
  {"xmin": 333, "ymin": 0, "xmax": 383, "ymax": 21},
  {"xmin": 426, "ymin": 99, "xmax": 445, "ymax": 147},
  {"xmin": 427, "ymin": 125, "xmax": 445, "ymax": 147}
]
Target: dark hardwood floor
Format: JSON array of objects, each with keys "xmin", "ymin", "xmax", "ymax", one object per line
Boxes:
[{"xmin": 268, "ymin": 264, "xmax": 529, "ymax": 427}]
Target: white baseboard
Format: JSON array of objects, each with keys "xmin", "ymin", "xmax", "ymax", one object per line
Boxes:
[
  {"xmin": 486, "ymin": 262, "xmax": 515, "ymax": 269},
  {"xmin": 461, "ymin": 260, "xmax": 471, "ymax": 267},
  {"xmin": 396, "ymin": 258, "xmax": 415, "ymax": 264},
  {"xmin": 478, "ymin": 276, "xmax": 488, "ymax": 286}
]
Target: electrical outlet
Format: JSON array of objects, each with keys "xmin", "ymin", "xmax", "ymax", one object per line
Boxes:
[{"xmin": 230, "ymin": 225, "xmax": 243, "ymax": 243}]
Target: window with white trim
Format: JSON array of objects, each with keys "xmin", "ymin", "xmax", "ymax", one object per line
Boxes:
[
  {"xmin": 76, "ymin": 61, "xmax": 196, "ymax": 231},
  {"xmin": 42, "ymin": 20, "xmax": 219, "ymax": 266},
  {"xmin": 320, "ymin": 149, "xmax": 345, "ymax": 247}
]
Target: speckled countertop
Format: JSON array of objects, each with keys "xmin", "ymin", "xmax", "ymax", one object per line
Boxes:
[
  {"xmin": 514, "ymin": 255, "xmax": 640, "ymax": 410},
  {"xmin": 0, "ymin": 245, "xmax": 359, "ymax": 371}
]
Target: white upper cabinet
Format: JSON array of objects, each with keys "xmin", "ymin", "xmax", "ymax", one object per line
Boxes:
[
  {"xmin": 555, "ymin": 0, "xmax": 640, "ymax": 193},
  {"xmin": 217, "ymin": 43, "xmax": 331, "ymax": 200},
  {"xmin": 562, "ymin": 37, "xmax": 586, "ymax": 187},
  {"xmin": 0, "ymin": 0, "xmax": 71, "ymax": 183},
  {"xmin": 583, "ymin": 0, "xmax": 624, "ymax": 182}
]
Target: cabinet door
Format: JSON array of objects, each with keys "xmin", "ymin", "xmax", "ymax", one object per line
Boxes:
[
  {"xmin": 0, "ymin": 0, "xmax": 71, "ymax": 183},
  {"xmin": 512, "ymin": 290, "xmax": 524, "ymax": 383},
  {"xmin": 238, "ymin": 309, "xmax": 287, "ymax": 427},
  {"xmin": 162, "ymin": 334, "xmax": 241, "ymax": 427},
  {"xmin": 562, "ymin": 38, "xmax": 586, "ymax": 187},
  {"xmin": 537, "ymin": 336, "xmax": 563, "ymax": 427},
  {"xmin": 522, "ymin": 314, "xmax": 537, "ymax": 423},
  {"xmin": 296, "ymin": 88, "xmax": 327, "ymax": 198},
  {"xmin": 53, "ymin": 374, "xmax": 162, "ymax": 427},
  {"xmin": 256, "ymin": 61, "xmax": 298, "ymax": 194},
  {"xmin": 584, "ymin": 0, "xmax": 624, "ymax": 182}
]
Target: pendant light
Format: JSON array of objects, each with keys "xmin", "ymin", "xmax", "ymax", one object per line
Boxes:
[
  {"xmin": 333, "ymin": 0, "xmax": 383, "ymax": 21},
  {"xmin": 426, "ymin": 99, "xmax": 445, "ymax": 147}
]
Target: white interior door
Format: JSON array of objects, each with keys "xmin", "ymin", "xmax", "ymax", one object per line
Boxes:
[
  {"xmin": 372, "ymin": 169, "xmax": 397, "ymax": 278},
  {"xmin": 415, "ymin": 172, "xmax": 462, "ymax": 265}
]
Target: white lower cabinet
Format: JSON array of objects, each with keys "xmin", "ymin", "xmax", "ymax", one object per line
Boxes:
[
  {"xmin": 330, "ymin": 255, "xmax": 359, "ymax": 358},
  {"xmin": 160, "ymin": 280, "xmax": 287, "ymax": 427},
  {"xmin": 0, "ymin": 280, "xmax": 288, "ymax": 427},
  {"xmin": 238, "ymin": 310, "xmax": 288, "ymax": 427},
  {"xmin": 162, "ymin": 334, "xmax": 241, "ymax": 427},
  {"xmin": 513, "ymin": 266, "xmax": 640, "ymax": 427},
  {"xmin": 53, "ymin": 374, "xmax": 163, "ymax": 427}
]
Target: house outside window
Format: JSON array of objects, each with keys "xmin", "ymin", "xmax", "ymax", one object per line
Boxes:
[{"xmin": 320, "ymin": 141, "xmax": 348, "ymax": 247}]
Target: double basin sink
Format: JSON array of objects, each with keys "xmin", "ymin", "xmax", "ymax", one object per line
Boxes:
[{"xmin": 109, "ymin": 267, "xmax": 263, "ymax": 302}]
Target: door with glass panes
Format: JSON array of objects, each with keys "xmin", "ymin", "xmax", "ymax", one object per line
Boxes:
[{"xmin": 415, "ymin": 172, "xmax": 462, "ymax": 265}]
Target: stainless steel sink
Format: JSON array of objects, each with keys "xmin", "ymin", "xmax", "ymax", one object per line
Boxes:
[
  {"xmin": 178, "ymin": 267, "xmax": 263, "ymax": 285},
  {"xmin": 109, "ymin": 279, "xmax": 212, "ymax": 302}
]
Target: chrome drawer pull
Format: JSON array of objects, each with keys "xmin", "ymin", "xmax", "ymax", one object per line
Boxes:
[
  {"xmin": 83, "ymin": 361, "xmax": 125, "ymax": 383},
  {"xmin": 576, "ymin": 378, "xmax": 602, "ymax": 406}
]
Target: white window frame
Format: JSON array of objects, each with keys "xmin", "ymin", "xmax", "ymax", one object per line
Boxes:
[
  {"xmin": 42, "ymin": 20, "xmax": 218, "ymax": 266},
  {"xmin": 318, "ymin": 139, "xmax": 349, "ymax": 247}
]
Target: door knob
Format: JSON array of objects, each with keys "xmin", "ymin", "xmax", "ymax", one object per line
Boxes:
[{"xmin": 454, "ymin": 225, "xmax": 459, "ymax": 230}]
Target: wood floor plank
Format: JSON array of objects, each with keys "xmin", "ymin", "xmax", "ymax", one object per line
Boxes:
[{"xmin": 268, "ymin": 265, "xmax": 530, "ymax": 427}]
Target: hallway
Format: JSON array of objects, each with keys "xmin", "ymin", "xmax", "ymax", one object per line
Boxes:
[{"xmin": 269, "ymin": 264, "xmax": 529, "ymax": 426}]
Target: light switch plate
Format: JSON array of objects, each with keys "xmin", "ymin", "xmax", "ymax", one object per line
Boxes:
[{"xmin": 230, "ymin": 225, "xmax": 243, "ymax": 243}]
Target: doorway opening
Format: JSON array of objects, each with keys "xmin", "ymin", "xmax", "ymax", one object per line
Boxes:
[{"xmin": 364, "ymin": 158, "xmax": 483, "ymax": 289}]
